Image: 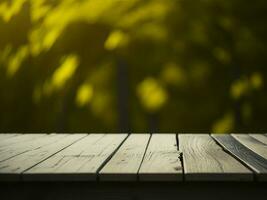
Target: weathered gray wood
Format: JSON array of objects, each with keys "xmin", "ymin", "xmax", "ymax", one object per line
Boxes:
[
  {"xmin": 0, "ymin": 134, "xmax": 86, "ymax": 181},
  {"xmin": 180, "ymin": 134, "xmax": 252, "ymax": 181},
  {"xmin": 232, "ymin": 134, "xmax": 267, "ymax": 160},
  {"xmin": 213, "ymin": 134, "xmax": 267, "ymax": 181},
  {"xmin": 138, "ymin": 134, "xmax": 182, "ymax": 181},
  {"xmin": 0, "ymin": 134, "xmax": 47, "ymax": 149},
  {"xmin": 0, "ymin": 134, "xmax": 19, "ymax": 141},
  {"xmin": 0, "ymin": 133, "xmax": 266, "ymax": 183},
  {"xmin": 249, "ymin": 134, "xmax": 267, "ymax": 145},
  {"xmin": 24, "ymin": 134, "xmax": 128, "ymax": 181},
  {"xmin": 0, "ymin": 134, "xmax": 50, "ymax": 162},
  {"xmin": 99, "ymin": 134, "xmax": 150, "ymax": 181}
]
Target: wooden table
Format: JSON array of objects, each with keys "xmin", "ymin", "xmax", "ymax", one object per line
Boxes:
[{"xmin": 0, "ymin": 133, "xmax": 267, "ymax": 200}]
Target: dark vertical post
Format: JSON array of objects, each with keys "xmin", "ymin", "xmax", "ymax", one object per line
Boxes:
[
  {"xmin": 117, "ymin": 60, "xmax": 130, "ymax": 132},
  {"xmin": 148, "ymin": 113, "xmax": 159, "ymax": 133}
]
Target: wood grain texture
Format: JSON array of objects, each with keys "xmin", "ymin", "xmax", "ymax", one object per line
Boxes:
[
  {"xmin": 0, "ymin": 134, "xmax": 19, "ymax": 141},
  {"xmin": 0, "ymin": 134, "xmax": 49, "ymax": 162},
  {"xmin": 232, "ymin": 134, "xmax": 267, "ymax": 160},
  {"xmin": 0, "ymin": 134, "xmax": 47, "ymax": 149},
  {"xmin": 0, "ymin": 134, "xmax": 86, "ymax": 181},
  {"xmin": 99, "ymin": 134, "xmax": 150, "ymax": 181},
  {"xmin": 138, "ymin": 134, "xmax": 182, "ymax": 181},
  {"xmin": 179, "ymin": 134, "xmax": 252, "ymax": 181},
  {"xmin": 249, "ymin": 134, "xmax": 267, "ymax": 145},
  {"xmin": 24, "ymin": 134, "xmax": 128, "ymax": 181},
  {"xmin": 213, "ymin": 134, "xmax": 267, "ymax": 181}
]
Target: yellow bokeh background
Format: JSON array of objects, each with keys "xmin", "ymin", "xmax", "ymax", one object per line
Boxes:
[{"xmin": 0, "ymin": 0, "xmax": 266, "ymax": 132}]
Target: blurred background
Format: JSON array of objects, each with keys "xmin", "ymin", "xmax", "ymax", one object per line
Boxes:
[{"xmin": 0, "ymin": 0, "xmax": 266, "ymax": 133}]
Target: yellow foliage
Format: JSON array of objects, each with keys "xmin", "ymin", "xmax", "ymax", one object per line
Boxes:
[
  {"xmin": 137, "ymin": 77, "xmax": 168, "ymax": 113},
  {"xmin": 44, "ymin": 54, "xmax": 79, "ymax": 95},
  {"xmin": 43, "ymin": 27, "xmax": 62, "ymax": 50},
  {"xmin": 30, "ymin": 0, "xmax": 51, "ymax": 22},
  {"xmin": 104, "ymin": 30, "xmax": 128, "ymax": 50},
  {"xmin": 88, "ymin": 63, "xmax": 114, "ymax": 88},
  {"xmin": 230, "ymin": 78, "xmax": 248, "ymax": 100},
  {"xmin": 0, "ymin": 45, "xmax": 12, "ymax": 64},
  {"xmin": 91, "ymin": 92, "xmax": 111, "ymax": 116},
  {"xmin": 76, "ymin": 84, "xmax": 94, "ymax": 107},
  {"xmin": 137, "ymin": 23, "xmax": 167, "ymax": 41},
  {"xmin": 52, "ymin": 55, "xmax": 78, "ymax": 89},
  {"xmin": 0, "ymin": 0, "xmax": 27, "ymax": 22},
  {"xmin": 28, "ymin": 0, "xmax": 127, "ymax": 55},
  {"xmin": 119, "ymin": 0, "xmax": 169, "ymax": 28},
  {"xmin": 0, "ymin": 0, "xmax": 266, "ymax": 131},
  {"xmin": 7, "ymin": 45, "xmax": 29, "ymax": 77},
  {"xmin": 212, "ymin": 112, "xmax": 234, "ymax": 133},
  {"xmin": 161, "ymin": 63, "xmax": 186, "ymax": 86},
  {"xmin": 231, "ymin": 73, "xmax": 264, "ymax": 100},
  {"xmin": 213, "ymin": 47, "xmax": 231, "ymax": 64},
  {"xmin": 250, "ymin": 72, "xmax": 263, "ymax": 90}
]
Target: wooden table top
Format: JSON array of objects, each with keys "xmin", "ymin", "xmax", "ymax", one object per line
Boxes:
[{"xmin": 0, "ymin": 133, "xmax": 266, "ymax": 182}]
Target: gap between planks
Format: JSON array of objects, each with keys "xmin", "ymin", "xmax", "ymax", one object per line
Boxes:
[
  {"xmin": 180, "ymin": 134, "xmax": 253, "ymax": 181},
  {"xmin": 0, "ymin": 134, "xmax": 87, "ymax": 181},
  {"xmin": 212, "ymin": 134, "xmax": 267, "ymax": 181},
  {"xmin": 23, "ymin": 134, "xmax": 128, "ymax": 181},
  {"xmin": 1, "ymin": 133, "xmax": 266, "ymax": 182},
  {"xmin": 138, "ymin": 134, "xmax": 182, "ymax": 181}
]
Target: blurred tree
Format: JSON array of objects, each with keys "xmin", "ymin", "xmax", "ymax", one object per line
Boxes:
[{"xmin": 0, "ymin": 0, "xmax": 266, "ymax": 133}]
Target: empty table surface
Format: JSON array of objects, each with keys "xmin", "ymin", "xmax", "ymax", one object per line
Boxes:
[{"xmin": 0, "ymin": 133, "xmax": 266, "ymax": 181}]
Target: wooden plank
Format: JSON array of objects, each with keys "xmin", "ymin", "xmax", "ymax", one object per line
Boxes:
[
  {"xmin": 232, "ymin": 134, "xmax": 267, "ymax": 160},
  {"xmin": 0, "ymin": 134, "xmax": 86, "ymax": 181},
  {"xmin": 179, "ymin": 134, "xmax": 253, "ymax": 181},
  {"xmin": 0, "ymin": 134, "xmax": 49, "ymax": 162},
  {"xmin": 213, "ymin": 134, "xmax": 267, "ymax": 181},
  {"xmin": 249, "ymin": 134, "xmax": 267, "ymax": 145},
  {"xmin": 0, "ymin": 134, "xmax": 19, "ymax": 141},
  {"xmin": 99, "ymin": 134, "xmax": 150, "ymax": 181},
  {"xmin": 138, "ymin": 134, "xmax": 182, "ymax": 181},
  {"xmin": 0, "ymin": 134, "xmax": 46, "ymax": 148},
  {"xmin": 23, "ymin": 134, "xmax": 128, "ymax": 181}
]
